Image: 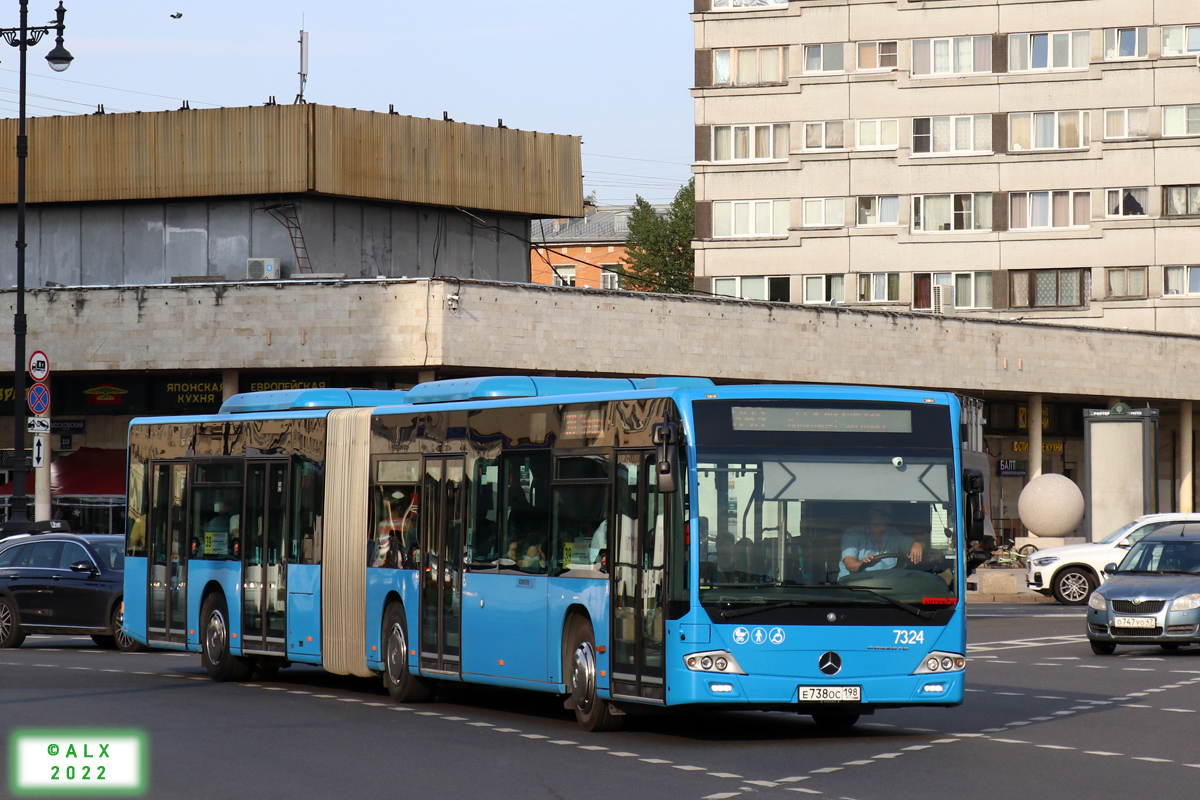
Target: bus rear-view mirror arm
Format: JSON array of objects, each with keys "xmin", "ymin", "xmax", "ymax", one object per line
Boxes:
[{"xmin": 963, "ymin": 468, "xmax": 986, "ymax": 542}]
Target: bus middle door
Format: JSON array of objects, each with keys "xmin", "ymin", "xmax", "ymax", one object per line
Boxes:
[
  {"xmin": 419, "ymin": 456, "xmax": 465, "ymax": 676},
  {"xmin": 241, "ymin": 461, "xmax": 289, "ymax": 655}
]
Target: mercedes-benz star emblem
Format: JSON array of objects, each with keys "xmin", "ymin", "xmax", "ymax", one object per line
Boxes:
[{"xmin": 818, "ymin": 651, "xmax": 842, "ymax": 676}]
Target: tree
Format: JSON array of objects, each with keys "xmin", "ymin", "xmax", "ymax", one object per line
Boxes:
[{"xmin": 620, "ymin": 179, "xmax": 695, "ymax": 294}]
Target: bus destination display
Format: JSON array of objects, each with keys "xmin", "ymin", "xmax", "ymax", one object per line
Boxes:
[{"xmin": 731, "ymin": 406, "xmax": 913, "ymax": 433}]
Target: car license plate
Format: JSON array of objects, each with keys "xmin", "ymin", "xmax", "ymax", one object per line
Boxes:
[
  {"xmin": 798, "ymin": 685, "xmax": 861, "ymax": 703},
  {"xmin": 1114, "ymin": 616, "xmax": 1156, "ymax": 628}
]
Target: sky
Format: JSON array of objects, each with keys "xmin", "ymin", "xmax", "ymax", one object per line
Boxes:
[{"xmin": 0, "ymin": 0, "xmax": 695, "ymax": 206}]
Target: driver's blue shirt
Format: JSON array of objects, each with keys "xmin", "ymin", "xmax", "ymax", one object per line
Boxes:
[{"xmin": 838, "ymin": 525, "xmax": 913, "ymax": 579}]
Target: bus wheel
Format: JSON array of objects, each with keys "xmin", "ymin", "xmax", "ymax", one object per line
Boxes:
[
  {"xmin": 200, "ymin": 593, "xmax": 251, "ymax": 682},
  {"xmin": 811, "ymin": 711, "xmax": 860, "ymax": 729},
  {"xmin": 382, "ymin": 604, "xmax": 432, "ymax": 702},
  {"xmin": 565, "ymin": 616, "xmax": 621, "ymax": 732}
]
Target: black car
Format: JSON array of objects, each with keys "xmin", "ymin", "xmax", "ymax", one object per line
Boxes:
[{"xmin": 0, "ymin": 532, "xmax": 142, "ymax": 651}]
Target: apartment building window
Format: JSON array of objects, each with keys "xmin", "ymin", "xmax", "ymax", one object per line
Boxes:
[
  {"xmin": 804, "ymin": 43, "xmax": 844, "ymax": 73},
  {"xmin": 805, "ymin": 120, "xmax": 844, "ymax": 150},
  {"xmin": 712, "ymin": 0, "xmax": 788, "ymax": 8},
  {"xmin": 713, "ymin": 200, "xmax": 790, "ymax": 237},
  {"xmin": 713, "ymin": 124, "xmax": 789, "ymax": 161},
  {"xmin": 1165, "ymin": 266, "xmax": 1200, "ymax": 296},
  {"xmin": 912, "ymin": 193, "xmax": 992, "ymax": 233},
  {"xmin": 1163, "ymin": 26, "xmax": 1200, "ymax": 57},
  {"xmin": 1103, "ymin": 27, "xmax": 1148, "ymax": 60},
  {"xmin": 1104, "ymin": 108, "xmax": 1149, "ymax": 139},
  {"xmin": 554, "ymin": 267, "xmax": 576, "ymax": 287},
  {"xmin": 857, "ymin": 41, "xmax": 898, "ymax": 70},
  {"xmin": 858, "ymin": 273, "xmax": 900, "ymax": 303},
  {"xmin": 1107, "ymin": 267, "xmax": 1147, "ymax": 299},
  {"xmin": 803, "ymin": 198, "xmax": 845, "ymax": 227},
  {"xmin": 913, "ymin": 115, "xmax": 991, "ymax": 155},
  {"xmin": 1010, "ymin": 269, "xmax": 1084, "ymax": 308},
  {"xmin": 857, "ymin": 196, "xmax": 900, "ymax": 226},
  {"xmin": 714, "ymin": 275, "xmax": 790, "ymax": 302},
  {"xmin": 714, "ymin": 46, "xmax": 788, "ymax": 85},
  {"xmin": 912, "ymin": 36, "xmax": 991, "ymax": 76},
  {"xmin": 1163, "ymin": 105, "xmax": 1200, "ymax": 137},
  {"xmin": 1008, "ymin": 31, "xmax": 1090, "ymax": 71},
  {"xmin": 601, "ymin": 269, "xmax": 621, "ymax": 291},
  {"xmin": 1165, "ymin": 186, "xmax": 1200, "ymax": 217},
  {"xmin": 803, "ymin": 274, "xmax": 845, "ymax": 304},
  {"xmin": 1010, "ymin": 191, "xmax": 1091, "ymax": 228},
  {"xmin": 1009, "ymin": 111, "xmax": 1090, "ymax": 151},
  {"xmin": 857, "ymin": 118, "xmax": 898, "ymax": 149},
  {"xmin": 1105, "ymin": 188, "xmax": 1148, "ymax": 218},
  {"xmin": 913, "ymin": 272, "xmax": 993, "ymax": 310}
]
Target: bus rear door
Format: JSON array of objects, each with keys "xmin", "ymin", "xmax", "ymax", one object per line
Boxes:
[
  {"xmin": 419, "ymin": 456, "xmax": 465, "ymax": 676},
  {"xmin": 241, "ymin": 460, "xmax": 289, "ymax": 655}
]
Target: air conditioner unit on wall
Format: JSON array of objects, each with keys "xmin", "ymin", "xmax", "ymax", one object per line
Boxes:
[
  {"xmin": 931, "ymin": 284, "xmax": 956, "ymax": 316},
  {"xmin": 246, "ymin": 258, "xmax": 279, "ymax": 281}
]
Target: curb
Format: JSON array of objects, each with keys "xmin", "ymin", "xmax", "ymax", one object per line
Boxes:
[{"xmin": 965, "ymin": 592, "xmax": 1057, "ymax": 603}]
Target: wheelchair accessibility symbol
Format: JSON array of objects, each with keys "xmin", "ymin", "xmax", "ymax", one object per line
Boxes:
[
  {"xmin": 769, "ymin": 627, "xmax": 786, "ymax": 645},
  {"xmin": 732, "ymin": 627, "xmax": 750, "ymax": 645},
  {"xmin": 751, "ymin": 627, "xmax": 768, "ymax": 645}
]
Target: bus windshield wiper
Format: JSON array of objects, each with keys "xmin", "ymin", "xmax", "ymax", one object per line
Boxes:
[
  {"xmin": 719, "ymin": 600, "xmax": 812, "ymax": 620},
  {"xmin": 794, "ymin": 584, "xmax": 936, "ymax": 620}
]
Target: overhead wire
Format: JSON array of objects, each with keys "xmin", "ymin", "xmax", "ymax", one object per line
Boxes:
[{"xmin": 0, "ymin": 66, "xmax": 222, "ymax": 107}]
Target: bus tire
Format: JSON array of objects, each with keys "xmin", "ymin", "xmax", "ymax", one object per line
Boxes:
[
  {"xmin": 382, "ymin": 604, "xmax": 433, "ymax": 703},
  {"xmin": 565, "ymin": 616, "xmax": 621, "ymax": 732},
  {"xmin": 201, "ymin": 593, "xmax": 251, "ymax": 682},
  {"xmin": 811, "ymin": 711, "xmax": 860, "ymax": 729},
  {"xmin": 0, "ymin": 596, "xmax": 25, "ymax": 648}
]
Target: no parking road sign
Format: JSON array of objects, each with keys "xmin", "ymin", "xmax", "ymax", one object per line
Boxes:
[{"xmin": 28, "ymin": 383, "xmax": 50, "ymax": 416}]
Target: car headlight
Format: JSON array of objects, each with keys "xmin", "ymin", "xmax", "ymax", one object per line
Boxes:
[
  {"xmin": 1171, "ymin": 594, "xmax": 1200, "ymax": 611},
  {"xmin": 1088, "ymin": 593, "xmax": 1107, "ymax": 611},
  {"xmin": 1031, "ymin": 556, "xmax": 1060, "ymax": 568}
]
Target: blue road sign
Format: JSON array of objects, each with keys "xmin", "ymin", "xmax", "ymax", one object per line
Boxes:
[{"xmin": 28, "ymin": 383, "xmax": 50, "ymax": 416}]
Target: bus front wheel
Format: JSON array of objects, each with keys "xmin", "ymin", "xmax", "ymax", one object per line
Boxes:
[
  {"xmin": 382, "ymin": 604, "xmax": 432, "ymax": 703},
  {"xmin": 201, "ymin": 593, "xmax": 251, "ymax": 682},
  {"xmin": 565, "ymin": 616, "xmax": 622, "ymax": 732}
]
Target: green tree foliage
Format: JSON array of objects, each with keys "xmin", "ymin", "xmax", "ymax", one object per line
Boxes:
[{"xmin": 620, "ymin": 179, "xmax": 695, "ymax": 294}]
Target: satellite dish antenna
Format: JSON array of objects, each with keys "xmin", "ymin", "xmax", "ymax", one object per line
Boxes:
[{"xmin": 295, "ymin": 24, "xmax": 309, "ymax": 104}]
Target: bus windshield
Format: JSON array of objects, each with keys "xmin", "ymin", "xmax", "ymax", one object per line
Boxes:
[{"xmin": 695, "ymin": 450, "xmax": 959, "ymax": 611}]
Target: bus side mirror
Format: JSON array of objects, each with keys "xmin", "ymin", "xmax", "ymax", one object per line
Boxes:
[
  {"xmin": 652, "ymin": 419, "xmax": 680, "ymax": 495},
  {"xmin": 963, "ymin": 468, "xmax": 985, "ymax": 542}
]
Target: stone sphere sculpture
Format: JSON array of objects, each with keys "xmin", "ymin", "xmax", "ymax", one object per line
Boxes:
[{"xmin": 1017, "ymin": 473, "xmax": 1085, "ymax": 537}]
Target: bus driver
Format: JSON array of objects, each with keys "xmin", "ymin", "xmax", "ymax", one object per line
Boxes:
[{"xmin": 838, "ymin": 503, "xmax": 923, "ymax": 579}]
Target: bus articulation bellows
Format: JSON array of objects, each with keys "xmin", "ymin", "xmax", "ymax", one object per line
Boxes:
[{"xmin": 123, "ymin": 376, "xmax": 982, "ymax": 731}]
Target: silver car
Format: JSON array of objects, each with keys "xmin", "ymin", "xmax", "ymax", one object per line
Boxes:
[{"xmin": 1086, "ymin": 525, "xmax": 1200, "ymax": 655}]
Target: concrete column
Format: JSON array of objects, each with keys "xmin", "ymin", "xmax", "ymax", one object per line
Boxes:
[
  {"xmin": 1182, "ymin": 401, "xmax": 1194, "ymax": 514},
  {"xmin": 1028, "ymin": 394, "xmax": 1043, "ymax": 480},
  {"xmin": 222, "ymin": 370, "xmax": 239, "ymax": 403}
]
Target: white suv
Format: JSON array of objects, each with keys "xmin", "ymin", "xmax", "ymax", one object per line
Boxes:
[{"xmin": 1026, "ymin": 513, "xmax": 1200, "ymax": 605}]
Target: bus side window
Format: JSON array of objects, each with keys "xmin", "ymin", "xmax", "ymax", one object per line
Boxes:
[
  {"xmin": 501, "ymin": 452, "xmax": 550, "ymax": 573},
  {"xmin": 289, "ymin": 459, "xmax": 324, "ymax": 565},
  {"xmin": 468, "ymin": 459, "xmax": 500, "ymax": 569}
]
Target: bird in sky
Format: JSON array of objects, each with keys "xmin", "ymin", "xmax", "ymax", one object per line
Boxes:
[{"xmin": 170, "ymin": 12, "xmax": 182, "ymax": 19}]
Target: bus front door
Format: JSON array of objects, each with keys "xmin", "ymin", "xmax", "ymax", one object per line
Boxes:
[
  {"xmin": 610, "ymin": 452, "xmax": 667, "ymax": 703},
  {"xmin": 241, "ymin": 461, "xmax": 289, "ymax": 655},
  {"xmin": 419, "ymin": 457, "xmax": 464, "ymax": 675},
  {"xmin": 147, "ymin": 462, "xmax": 188, "ymax": 645}
]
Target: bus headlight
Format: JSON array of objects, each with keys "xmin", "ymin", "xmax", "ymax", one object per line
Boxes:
[
  {"xmin": 684, "ymin": 650, "xmax": 745, "ymax": 675},
  {"xmin": 914, "ymin": 651, "xmax": 965, "ymax": 674}
]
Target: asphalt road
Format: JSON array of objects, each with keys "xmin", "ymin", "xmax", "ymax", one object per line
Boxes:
[{"xmin": 2, "ymin": 605, "xmax": 1197, "ymax": 800}]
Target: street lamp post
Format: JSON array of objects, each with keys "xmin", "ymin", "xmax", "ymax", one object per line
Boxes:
[{"xmin": 2, "ymin": 1, "xmax": 70, "ymax": 525}]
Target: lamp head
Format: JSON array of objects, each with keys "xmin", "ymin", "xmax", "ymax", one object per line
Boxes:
[{"xmin": 45, "ymin": 43, "xmax": 72, "ymax": 72}]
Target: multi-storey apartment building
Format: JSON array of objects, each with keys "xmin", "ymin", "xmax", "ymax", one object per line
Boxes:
[{"xmin": 691, "ymin": 0, "xmax": 1200, "ymax": 332}]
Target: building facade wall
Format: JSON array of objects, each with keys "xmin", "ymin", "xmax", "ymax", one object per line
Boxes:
[
  {"xmin": 530, "ymin": 244, "xmax": 629, "ymax": 289},
  {"xmin": 692, "ymin": 0, "xmax": 1200, "ymax": 331}
]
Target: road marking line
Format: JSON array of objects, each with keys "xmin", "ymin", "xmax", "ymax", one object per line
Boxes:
[
  {"xmin": 673, "ymin": 765, "xmax": 706, "ymax": 771},
  {"xmin": 1070, "ymin": 706, "xmax": 1092, "ymax": 710},
  {"xmin": 389, "ymin": 707, "xmax": 412, "ymax": 711},
  {"xmin": 262, "ymin": 687, "xmax": 286, "ymax": 691},
  {"xmin": 901, "ymin": 746, "xmax": 931, "ymax": 751},
  {"xmin": 1184, "ymin": 764, "xmax": 1200, "ymax": 769},
  {"xmin": 1127, "ymin": 692, "xmax": 1149, "ymax": 697},
  {"xmin": 951, "ymin": 734, "xmax": 985, "ymax": 738},
  {"xmin": 995, "ymin": 692, "xmax": 1025, "ymax": 696},
  {"xmin": 809, "ymin": 767, "xmax": 842, "ymax": 774},
  {"xmin": 1145, "ymin": 689, "xmax": 1166, "ymax": 693},
  {"xmin": 1134, "ymin": 757, "xmax": 1173, "ymax": 763},
  {"xmin": 1006, "ymin": 722, "xmax": 1031, "ymax": 727},
  {"xmin": 101, "ymin": 669, "xmax": 124, "ymax": 673},
  {"xmin": 313, "ymin": 694, "xmax": 336, "ymax": 698},
  {"xmin": 443, "ymin": 716, "xmax": 468, "ymax": 721},
  {"xmin": 67, "ymin": 667, "xmax": 92, "ymax": 671},
  {"xmin": 1124, "ymin": 668, "xmax": 1155, "ymax": 672},
  {"xmin": 1161, "ymin": 684, "xmax": 1182, "ymax": 689},
  {"xmin": 871, "ymin": 754, "xmax": 903, "ymax": 759},
  {"xmin": 981, "ymin": 728, "xmax": 1005, "ymax": 733},
  {"xmin": 1164, "ymin": 708, "xmax": 1195, "ymax": 713},
  {"xmin": 1037, "ymin": 745, "xmax": 1075, "ymax": 750},
  {"xmin": 744, "ymin": 781, "xmax": 779, "ymax": 787},
  {"xmin": 1084, "ymin": 700, "xmax": 1112, "ymax": 705},
  {"xmin": 640, "ymin": 758, "xmax": 671, "ymax": 764},
  {"xmin": 1121, "ymin": 704, "xmax": 1151, "ymax": 708},
  {"xmin": 363, "ymin": 702, "xmax": 388, "ymax": 707},
  {"xmin": 133, "ymin": 671, "xmax": 153, "ymax": 675},
  {"xmin": 708, "ymin": 773, "xmax": 743, "ymax": 779},
  {"xmin": 1033, "ymin": 663, "xmax": 1062, "ymax": 667},
  {"xmin": 468, "ymin": 722, "xmax": 493, "ymax": 727},
  {"xmin": 1085, "ymin": 751, "xmax": 1123, "ymax": 757},
  {"xmin": 1034, "ymin": 695, "xmax": 1066, "ymax": 700},
  {"xmin": 414, "ymin": 710, "xmax": 440, "ymax": 715},
  {"xmin": 337, "ymin": 698, "xmax": 361, "ymax": 703},
  {"xmin": 907, "ymin": 727, "xmax": 936, "ymax": 733},
  {"xmin": 786, "ymin": 789, "xmax": 822, "ymax": 795},
  {"xmin": 931, "ymin": 739, "xmax": 959, "ymax": 745},
  {"xmin": 187, "ymin": 677, "xmax": 206, "ymax": 681},
  {"xmin": 579, "ymin": 745, "xmax": 608, "ymax": 751},
  {"xmin": 1051, "ymin": 711, "xmax": 1075, "ymax": 716},
  {"xmin": 521, "ymin": 734, "xmax": 548, "ymax": 739},
  {"xmin": 1078, "ymin": 665, "xmax": 1106, "ymax": 669},
  {"xmin": 842, "ymin": 761, "xmax": 874, "ymax": 766},
  {"xmin": 1047, "ymin": 656, "xmax": 1079, "ymax": 660},
  {"xmin": 493, "ymin": 727, "xmax": 520, "ymax": 733},
  {"xmin": 550, "ymin": 740, "xmax": 577, "ymax": 746},
  {"xmin": 608, "ymin": 752, "xmax": 639, "ymax": 757},
  {"xmin": 1029, "ymin": 717, "xmax": 1053, "ymax": 722},
  {"xmin": 288, "ymin": 690, "xmax": 310, "ymax": 695},
  {"xmin": 776, "ymin": 776, "xmax": 808, "ymax": 782},
  {"xmin": 992, "ymin": 739, "xmax": 1030, "ymax": 744},
  {"xmin": 965, "ymin": 689, "xmax": 986, "ymax": 693},
  {"xmin": 703, "ymin": 793, "xmax": 743, "ymax": 800}
]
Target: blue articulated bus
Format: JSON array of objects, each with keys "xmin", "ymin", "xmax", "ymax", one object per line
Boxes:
[{"xmin": 123, "ymin": 376, "xmax": 983, "ymax": 731}]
